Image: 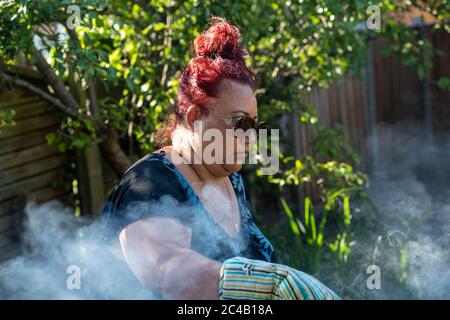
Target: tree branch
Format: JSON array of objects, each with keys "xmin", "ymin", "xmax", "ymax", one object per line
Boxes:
[
  {"xmin": 30, "ymin": 44, "xmax": 81, "ymax": 114},
  {"xmin": 99, "ymin": 128, "xmax": 132, "ymax": 175},
  {"xmin": 0, "ymin": 61, "xmax": 42, "ymax": 80},
  {"xmin": 66, "ymin": 28, "xmax": 101, "ymax": 124},
  {"xmin": 160, "ymin": 0, "xmax": 174, "ymax": 87},
  {"xmin": 1, "ymin": 72, "xmax": 79, "ymax": 118},
  {"xmin": 87, "ymin": 82, "xmax": 100, "ymax": 119}
]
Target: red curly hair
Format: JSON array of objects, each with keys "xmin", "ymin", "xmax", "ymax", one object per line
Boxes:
[{"xmin": 155, "ymin": 17, "xmax": 258, "ymax": 147}]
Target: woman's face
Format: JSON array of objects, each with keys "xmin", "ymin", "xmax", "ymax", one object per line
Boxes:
[{"xmin": 191, "ymin": 79, "xmax": 258, "ymax": 173}]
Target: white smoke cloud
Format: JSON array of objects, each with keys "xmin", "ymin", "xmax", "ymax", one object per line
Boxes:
[
  {"xmin": 351, "ymin": 120, "xmax": 450, "ymax": 299},
  {"xmin": 0, "ymin": 183, "xmax": 250, "ymax": 299},
  {"xmin": 0, "ymin": 201, "xmax": 158, "ymax": 299}
]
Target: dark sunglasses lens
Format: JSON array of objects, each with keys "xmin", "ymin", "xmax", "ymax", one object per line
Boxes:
[
  {"xmin": 256, "ymin": 121, "xmax": 269, "ymax": 130},
  {"xmin": 256, "ymin": 122, "xmax": 270, "ymax": 137},
  {"xmin": 235, "ymin": 117, "xmax": 255, "ymax": 131}
]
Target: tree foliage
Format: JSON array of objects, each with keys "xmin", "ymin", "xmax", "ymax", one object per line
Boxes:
[{"xmin": 1, "ymin": 1, "xmax": 448, "ymax": 167}]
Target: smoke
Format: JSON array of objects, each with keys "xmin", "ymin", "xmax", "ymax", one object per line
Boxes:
[
  {"xmin": 0, "ymin": 180, "xmax": 249, "ymax": 299},
  {"xmin": 0, "ymin": 200, "xmax": 159, "ymax": 299},
  {"xmin": 348, "ymin": 120, "xmax": 450, "ymax": 299}
]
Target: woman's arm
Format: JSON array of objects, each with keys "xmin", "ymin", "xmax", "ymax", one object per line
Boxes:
[{"xmin": 119, "ymin": 217, "xmax": 222, "ymax": 299}]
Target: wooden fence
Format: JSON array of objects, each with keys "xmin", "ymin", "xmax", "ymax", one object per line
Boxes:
[
  {"xmin": 0, "ymin": 77, "xmax": 119, "ymax": 263},
  {"xmin": 295, "ymin": 28, "xmax": 450, "ymax": 171},
  {"xmin": 289, "ymin": 28, "xmax": 449, "ymax": 207},
  {"xmin": 0, "ymin": 88, "xmax": 69, "ymax": 261}
]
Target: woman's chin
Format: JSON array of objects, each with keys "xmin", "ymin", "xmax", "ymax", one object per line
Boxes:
[{"xmin": 223, "ymin": 162, "xmax": 243, "ymax": 173}]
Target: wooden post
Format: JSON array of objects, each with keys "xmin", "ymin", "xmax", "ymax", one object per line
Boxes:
[
  {"xmin": 365, "ymin": 40, "xmax": 379, "ymax": 173},
  {"xmin": 415, "ymin": 17, "xmax": 434, "ymax": 146},
  {"xmin": 76, "ymin": 143, "xmax": 105, "ymax": 216},
  {"xmin": 291, "ymin": 109, "xmax": 305, "ymax": 213}
]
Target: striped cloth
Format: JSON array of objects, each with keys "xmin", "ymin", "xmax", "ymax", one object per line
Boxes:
[{"xmin": 218, "ymin": 257, "xmax": 341, "ymax": 300}]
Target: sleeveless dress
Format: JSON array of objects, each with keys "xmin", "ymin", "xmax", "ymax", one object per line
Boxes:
[{"xmin": 99, "ymin": 150, "xmax": 277, "ymax": 263}]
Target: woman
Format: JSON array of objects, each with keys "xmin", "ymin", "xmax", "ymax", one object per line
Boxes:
[{"xmin": 100, "ymin": 17, "xmax": 340, "ymax": 300}]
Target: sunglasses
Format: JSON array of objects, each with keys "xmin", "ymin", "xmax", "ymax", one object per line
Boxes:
[{"xmin": 208, "ymin": 109, "xmax": 270, "ymax": 135}]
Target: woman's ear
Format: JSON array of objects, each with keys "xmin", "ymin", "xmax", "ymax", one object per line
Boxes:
[{"xmin": 185, "ymin": 105, "xmax": 199, "ymax": 129}]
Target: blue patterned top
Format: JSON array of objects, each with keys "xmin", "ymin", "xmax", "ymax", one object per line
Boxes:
[{"xmin": 100, "ymin": 150, "xmax": 277, "ymax": 263}]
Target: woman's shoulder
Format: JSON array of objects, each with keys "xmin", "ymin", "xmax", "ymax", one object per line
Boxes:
[
  {"xmin": 113, "ymin": 151, "xmax": 188, "ymax": 205},
  {"xmin": 123, "ymin": 150, "xmax": 172, "ymax": 176},
  {"xmin": 98, "ymin": 151, "xmax": 190, "ymax": 243}
]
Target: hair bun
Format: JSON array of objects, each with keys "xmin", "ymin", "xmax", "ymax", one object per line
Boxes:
[{"xmin": 193, "ymin": 17, "xmax": 245, "ymax": 60}]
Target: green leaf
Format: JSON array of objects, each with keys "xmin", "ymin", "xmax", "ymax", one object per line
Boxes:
[
  {"xmin": 437, "ymin": 77, "xmax": 450, "ymax": 91},
  {"xmin": 58, "ymin": 143, "xmax": 67, "ymax": 153},
  {"xmin": 281, "ymin": 198, "xmax": 302, "ymax": 236},
  {"xmin": 343, "ymin": 196, "xmax": 351, "ymax": 225},
  {"xmin": 154, "ymin": 22, "xmax": 166, "ymax": 32}
]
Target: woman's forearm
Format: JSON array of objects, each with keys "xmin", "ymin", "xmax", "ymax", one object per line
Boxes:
[
  {"xmin": 119, "ymin": 220, "xmax": 223, "ymax": 299},
  {"xmin": 157, "ymin": 245, "xmax": 222, "ymax": 299}
]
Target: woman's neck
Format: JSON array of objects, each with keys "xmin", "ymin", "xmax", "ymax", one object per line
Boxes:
[
  {"xmin": 168, "ymin": 145, "xmax": 230, "ymax": 182},
  {"xmin": 191, "ymin": 162, "xmax": 230, "ymax": 182}
]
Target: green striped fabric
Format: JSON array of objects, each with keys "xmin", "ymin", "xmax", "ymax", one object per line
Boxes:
[{"xmin": 219, "ymin": 257, "xmax": 341, "ymax": 300}]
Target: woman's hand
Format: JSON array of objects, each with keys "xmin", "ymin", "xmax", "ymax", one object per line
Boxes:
[{"xmin": 119, "ymin": 217, "xmax": 222, "ymax": 299}]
